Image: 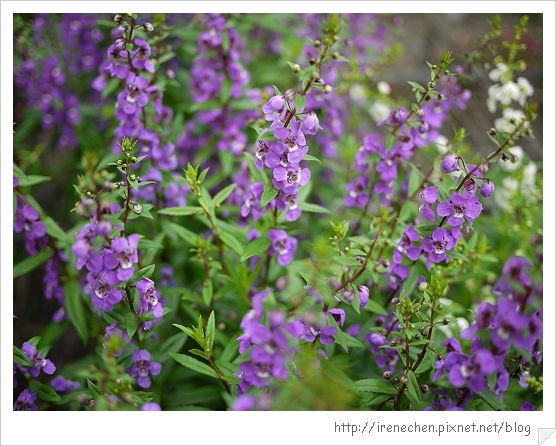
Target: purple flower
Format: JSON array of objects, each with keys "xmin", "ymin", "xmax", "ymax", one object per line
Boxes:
[
  {"xmin": 420, "ymin": 186, "xmax": 438, "ymax": 204},
  {"xmin": 328, "ymin": 308, "xmax": 346, "ymax": 327},
  {"xmin": 441, "ymin": 155, "xmax": 461, "ymax": 173},
  {"xmin": 127, "ymin": 349, "xmax": 161, "ymax": 389},
  {"xmin": 13, "ymin": 389, "xmax": 38, "ymax": 411},
  {"xmin": 393, "ymin": 225, "xmax": 421, "ymax": 263},
  {"xmin": 137, "ymin": 277, "xmax": 163, "ymax": 318},
  {"xmin": 87, "ymin": 269, "xmax": 124, "ymax": 312},
  {"xmin": 301, "ymin": 111, "xmax": 319, "ymax": 135},
  {"xmin": 358, "ymin": 285, "xmax": 370, "ymax": 309},
  {"xmin": 480, "ymin": 179, "xmax": 495, "ymax": 197},
  {"xmin": 421, "ymin": 227, "xmax": 455, "ymax": 263},
  {"xmin": 272, "ymin": 163, "xmax": 311, "ymax": 194},
  {"xmin": 448, "ymin": 348, "xmax": 496, "ymax": 392},
  {"xmin": 51, "ymin": 376, "xmax": 80, "ymax": 393},
  {"xmin": 268, "ymin": 229, "xmax": 297, "ymax": 266},
  {"xmin": 344, "ymin": 176, "xmax": 370, "ymax": 208},
  {"xmin": 436, "ymin": 193, "xmax": 483, "ymax": 227},
  {"xmin": 141, "ymin": 402, "xmax": 162, "ymax": 411},
  {"xmin": 110, "ymin": 233, "xmax": 139, "ymax": 281},
  {"xmin": 21, "ymin": 342, "xmax": 56, "ymax": 377},
  {"xmin": 262, "ymin": 94, "xmax": 287, "ymax": 121}
]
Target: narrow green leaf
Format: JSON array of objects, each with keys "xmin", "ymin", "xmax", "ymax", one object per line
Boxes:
[
  {"xmin": 44, "ymin": 217, "xmax": 71, "ymax": 246},
  {"xmin": 446, "ymin": 250, "xmax": 468, "ymax": 261},
  {"xmin": 157, "ymin": 206, "xmax": 203, "ymax": 216},
  {"xmin": 363, "ymin": 393, "xmax": 393, "ymax": 407},
  {"xmin": 299, "ymin": 202, "xmax": 331, "ymax": 214},
  {"xmin": 400, "ymin": 266, "xmax": 420, "ymax": 299},
  {"xmin": 169, "ymin": 353, "xmax": 218, "ymax": 379},
  {"xmin": 243, "ymin": 152, "xmax": 267, "ymax": 185},
  {"xmin": 241, "ymin": 237, "xmax": 271, "ymax": 262},
  {"xmin": 125, "ymin": 311, "xmax": 139, "ymax": 339},
  {"xmin": 351, "ymin": 379, "xmax": 398, "ymax": 395},
  {"xmin": 202, "ymin": 279, "xmax": 213, "ymax": 306},
  {"xmin": 87, "ymin": 379, "xmax": 101, "ymax": 400},
  {"xmin": 408, "ymin": 165, "xmax": 425, "ymax": 197},
  {"xmin": 211, "ymin": 183, "xmax": 237, "ymax": 207},
  {"xmin": 327, "ymin": 314, "xmax": 348, "ymax": 353},
  {"xmin": 13, "ymin": 346, "xmax": 33, "ymax": 367},
  {"xmin": 163, "ymin": 221, "xmax": 198, "ymax": 246},
  {"xmin": 29, "ymin": 380, "xmax": 61, "ymax": 402},
  {"xmin": 173, "ymin": 323, "xmax": 197, "ymax": 340},
  {"xmin": 260, "ymin": 182, "xmax": 278, "ymax": 210},
  {"xmin": 219, "ymin": 231, "xmax": 244, "ymax": 255},
  {"xmin": 206, "ymin": 311, "xmax": 216, "ymax": 353},
  {"xmin": 17, "ymin": 175, "xmax": 51, "ymax": 187},
  {"xmin": 407, "ymin": 81, "xmax": 426, "ymax": 92},
  {"xmin": 63, "ymin": 279, "xmax": 88, "ymax": 345},
  {"xmin": 294, "ymin": 94, "xmax": 306, "ymax": 112},
  {"xmin": 302, "ymin": 154, "xmax": 322, "ymax": 164},
  {"xmin": 13, "ymin": 250, "xmax": 52, "ymax": 278},
  {"xmin": 127, "ymin": 264, "xmax": 155, "ymax": 286},
  {"xmin": 406, "ymin": 370, "xmax": 421, "ymax": 404}
]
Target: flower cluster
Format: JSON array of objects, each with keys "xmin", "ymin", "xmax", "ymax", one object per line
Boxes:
[{"xmin": 237, "ymin": 290, "xmax": 303, "ymax": 393}]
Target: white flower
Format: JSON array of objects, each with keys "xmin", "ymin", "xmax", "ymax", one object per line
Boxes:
[
  {"xmin": 377, "ymin": 81, "xmax": 392, "ymax": 95},
  {"xmin": 349, "ymin": 84, "xmax": 366, "ymax": 101},
  {"xmin": 516, "ymin": 77, "xmax": 534, "ymax": 106},
  {"xmin": 499, "ymin": 146, "xmax": 524, "ymax": 172},
  {"xmin": 488, "ymin": 63, "xmax": 510, "ymax": 82},
  {"xmin": 494, "ymin": 177, "xmax": 519, "ymax": 210},
  {"xmin": 494, "ymin": 108, "xmax": 527, "ymax": 133},
  {"xmin": 434, "ymin": 135, "xmax": 450, "ymax": 154},
  {"xmin": 369, "ymin": 101, "xmax": 391, "ymax": 123}
]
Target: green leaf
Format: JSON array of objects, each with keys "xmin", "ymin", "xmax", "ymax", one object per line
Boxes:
[
  {"xmin": 13, "ymin": 250, "xmax": 52, "ymax": 278},
  {"xmin": 219, "ymin": 78, "xmax": 233, "ymax": 103},
  {"xmin": 127, "ymin": 264, "xmax": 155, "ymax": 286},
  {"xmin": 299, "ymin": 202, "xmax": 331, "ymax": 214},
  {"xmin": 211, "ymin": 183, "xmax": 236, "ymax": 207},
  {"xmin": 13, "ymin": 346, "xmax": 33, "ymax": 367},
  {"xmin": 205, "ymin": 311, "xmax": 216, "ymax": 353},
  {"xmin": 202, "ymin": 279, "xmax": 213, "ymax": 306},
  {"xmin": 407, "ymin": 81, "xmax": 426, "ymax": 92},
  {"xmin": 163, "ymin": 221, "xmax": 198, "ymax": 246},
  {"xmin": 365, "ymin": 299, "xmax": 388, "ymax": 315},
  {"xmin": 17, "ymin": 175, "xmax": 51, "ymax": 187},
  {"xmin": 294, "ymin": 94, "xmax": 306, "ymax": 112},
  {"xmin": 363, "ymin": 393, "xmax": 393, "ymax": 407},
  {"xmin": 44, "ymin": 217, "xmax": 71, "ymax": 246},
  {"xmin": 63, "ymin": 279, "xmax": 88, "ymax": 345},
  {"xmin": 302, "ymin": 154, "xmax": 322, "ymax": 164},
  {"xmin": 87, "ymin": 379, "xmax": 101, "ymax": 400},
  {"xmin": 170, "ymin": 353, "xmax": 218, "ymax": 379},
  {"xmin": 351, "ymin": 379, "xmax": 398, "ymax": 395},
  {"xmin": 241, "ymin": 236, "xmax": 271, "ymax": 261},
  {"xmin": 400, "ymin": 265, "xmax": 420, "ymax": 299},
  {"xmin": 446, "ymin": 250, "xmax": 468, "ymax": 261},
  {"xmin": 327, "ymin": 314, "xmax": 348, "ymax": 353},
  {"xmin": 406, "ymin": 370, "xmax": 421, "ymax": 404},
  {"xmin": 156, "ymin": 332, "xmax": 188, "ymax": 363},
  {"xmin": 125, "ymin": 311, "xmax": 139, "ymax": 339},
  {"xmin": 408, "ymin": 165, "xmax": 425, "ymax": 197},
  {"xmin": 415, "ymin": 224, "xmax": 438, "ymax": 237},
  {"xmin": 219, "ymin": 231, "xmax": 244, "ymax": 255},
  {"xmin": 138, "ymin": 238, "xmax": 164, "ymax": 250},
  {"xmin": 157, "ymin": 206, "xmax": 203, "ymax": 216},
  {"xmin": 260, "ymin": 181, "xmax": 278, "ymax": 209},
  {"xmin": 244, "ymin": 152, "xmax": 267, "ymax": 185},
  {"xmin": 173, "ymin": 323, "xmax": 197, "ymax": 340},
  {"xmin": 29, "ymin": 380, "xmax": 61, "ymax": 402}
]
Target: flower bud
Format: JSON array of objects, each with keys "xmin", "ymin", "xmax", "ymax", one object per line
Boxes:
[
  {"xmin": 323, "ymin": 85, "xmax": 333, "ymax": 94},
  {"xmin": 284, "ymin": 88, "xmax": 297, "ymax": 103},
  {"xmin": 480, "ymin": 179, "xmax": 495, "ymax": 197},
  {"xmin": 420, "ymin": 384, "xmax": 429, "ymax": 393},
  {"xmin": 114, "ymin": 14, "xmax": 123, "ymax": 23},
  {"xmin": 441, "ymin": 154, "xmax": 461, "ymax": 173},
  {"xmin": 143, "ymin": 22, "xmax": 154, "ymax": 32},
  {"xmin": 291, "ymin": 63, "xmax": 301, "ymax": 73},
  {"xmin": 132, "ymin": 203, "xmax": 143, "ymax": 214},
  {"xmin": 383, "ymin": 371, "xmax": 392, "ymax": 380},
  {"xmin": 400, "ymin": 375, "xmax": 408, "ymax": 384}
]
